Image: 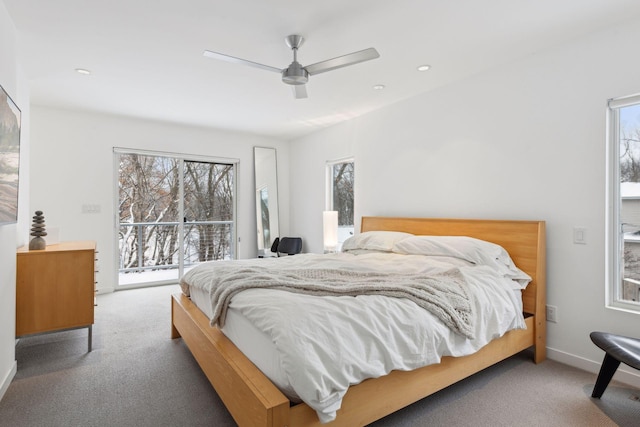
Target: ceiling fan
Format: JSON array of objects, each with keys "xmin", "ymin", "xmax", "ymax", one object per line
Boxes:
[{"xmin": 203, "ymin": 35, "xmax": 380, "ymax": 99}]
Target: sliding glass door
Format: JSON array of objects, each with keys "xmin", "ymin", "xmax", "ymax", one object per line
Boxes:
[{"xmin": 115, "ymin": 149, "xmax": 236, "ymax": 288}]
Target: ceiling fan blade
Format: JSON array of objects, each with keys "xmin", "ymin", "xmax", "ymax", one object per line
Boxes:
[
  {"xmin": 304, "ymin": 47, "xmax": 380, "ymax": 75},
  {"xmin": 203, "ymin": 50, "xmax": 282, "ymax": 73},
  {"xmin": 292, "ymin": 84, "xmax": 308, "ymax": 99}
]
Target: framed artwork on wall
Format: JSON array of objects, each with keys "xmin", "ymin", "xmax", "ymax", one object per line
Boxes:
[{"xmin": 0, "ymin": 84, "xmax": 21, "ymax": 225}]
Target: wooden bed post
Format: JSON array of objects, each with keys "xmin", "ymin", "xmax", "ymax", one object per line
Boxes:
[
  {"xmin": 171, "ymin": 297, "xmax": 181, "ymax": 339},
  {"xmin": 533, "ymin": 221, "xmax": 547, "ymax": 363}
]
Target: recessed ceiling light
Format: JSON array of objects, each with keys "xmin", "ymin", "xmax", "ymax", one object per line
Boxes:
[
  {"xmin": 75, "ymin": 68, "xmax": 91, "ymax": 75},
  {"xmin": 417, "ymin": 65, "xmax": 431, "ymax": 72},
  {"xmin": 372, "ymin": 84, "xmax": 385, "ymax": 91}
]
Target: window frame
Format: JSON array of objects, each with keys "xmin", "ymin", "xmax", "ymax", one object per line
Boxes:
[{"xmin": 606, "ymin": 93, "xmax": 640, "ymax": 313}]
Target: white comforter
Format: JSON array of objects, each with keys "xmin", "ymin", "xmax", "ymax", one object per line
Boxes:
[{"xmin": 180, "ymin": 252, "xmax": 526, "ymax": 424}]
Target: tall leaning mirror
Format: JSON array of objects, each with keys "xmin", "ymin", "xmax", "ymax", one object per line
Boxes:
[{"xmin": 254, "ymin": 147, "xmax": 280, "ymax": 257}]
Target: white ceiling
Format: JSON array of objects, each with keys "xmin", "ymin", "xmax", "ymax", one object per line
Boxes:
[{"xmin": 5, "ymin": 0, "xmax": 640, "ymax": 140}]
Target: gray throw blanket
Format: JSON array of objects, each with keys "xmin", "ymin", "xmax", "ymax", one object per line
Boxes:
[{"xmin": 207, "ymin": 266, "xmax": 476, "ymax": 339}]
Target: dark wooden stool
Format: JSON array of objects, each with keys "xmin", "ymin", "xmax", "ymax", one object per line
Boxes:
[{"xmin": 590, "ymin": 331, "xmax": 640, "ymax": 398}]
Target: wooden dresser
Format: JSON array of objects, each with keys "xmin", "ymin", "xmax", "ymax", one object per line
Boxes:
[{"xmin": 16, "ymin": 240, "xmax": 97, "ymax": 352}]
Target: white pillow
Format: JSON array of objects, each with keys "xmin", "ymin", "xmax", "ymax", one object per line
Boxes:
[
  {"xmin": 392, "ymin": 235, "xmax": 531, "ymax": 288},
  {"xmin": 342, "ymin": 231, "xmax": 414, "ymax": 252}
]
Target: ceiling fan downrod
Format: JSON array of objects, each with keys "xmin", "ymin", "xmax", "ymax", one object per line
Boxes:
[{"xmin": 282, "ymin": 35, "xmax": 308, "ymax": 85}]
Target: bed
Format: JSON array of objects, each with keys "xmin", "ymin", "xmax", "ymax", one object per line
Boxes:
[{"xmin": 171, "ymin": 216, "xmax": 546, "ymax": 426}]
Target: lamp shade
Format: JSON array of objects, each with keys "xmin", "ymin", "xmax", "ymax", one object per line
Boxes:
[{"xmin": 323, "ymin": 211, "xmax": 338, "ymax": 252}]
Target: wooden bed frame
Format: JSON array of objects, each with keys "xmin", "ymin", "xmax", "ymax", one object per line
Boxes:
[{"xmin": 171, "ymin": 217, "xmax": 546, "ymax": 426}]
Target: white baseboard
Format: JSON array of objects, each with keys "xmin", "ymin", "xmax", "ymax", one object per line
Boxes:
[
  {"xmin": 547, "ymin": 347, "xmax": 640, "ymax": 389},
  {"xmin": 0, "ymin": 360, "xmax": 17, "ymax": 402}
]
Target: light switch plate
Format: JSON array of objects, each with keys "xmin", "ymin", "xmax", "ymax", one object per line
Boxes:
[{"xmin": 573, "ymin": 227, "xmax": 586, "ymax": 244}]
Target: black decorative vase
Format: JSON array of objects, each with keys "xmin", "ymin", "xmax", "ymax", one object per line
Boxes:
[{"xmin": 29, "ymin": 210, "xmax": 47, "ymax": 250}]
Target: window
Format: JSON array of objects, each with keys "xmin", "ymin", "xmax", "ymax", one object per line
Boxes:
[
  {"xmin": 326, "ymin": 158, "xmax": 354, "ymax": 249},
  {"xmin": 115, "ymin": 149, "xmax": 237, "ymax": 288},
  {"xmin": 607, "ymin": 94, "xmax": 640, "ymax": 311}
]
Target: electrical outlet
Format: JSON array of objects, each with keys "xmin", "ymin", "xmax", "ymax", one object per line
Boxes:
[{"xmin": 546, "ymin": 305, "xmax": 558, "ymax": 323}]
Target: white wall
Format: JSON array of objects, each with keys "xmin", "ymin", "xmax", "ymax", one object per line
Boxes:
[
  {"xmin": 289, "ymin": 17, "xmax": 640, "ymax": 386},
  {"xmin": 29, "ymin": 107, "xmax": 289, "ymax": 293},
  {"xmin": 0, "ymin": 1, "xmax": 29, "ymax": 400}
]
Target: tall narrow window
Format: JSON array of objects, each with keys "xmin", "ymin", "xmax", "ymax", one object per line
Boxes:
[
  {"xmin": 115, "ymin": 149, "xmax": 236, "ymax": 288},
  {"xmin": 327, "ymin": 158, "xmax": 354, "ymax": 249},
  {"xmin": 607, "ymin": 94, "xmax": 640, "ymax": 311}
]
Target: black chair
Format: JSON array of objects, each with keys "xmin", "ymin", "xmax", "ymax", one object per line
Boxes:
[
  {"xmin": 590, "ymin": 331, "xmax": 640, "ymax": 398},
  {"xmin": 270, "ymin": 238, "xmax": 280, "ymax": 254},
  {"xmin": 273, "ymin": 237, "xmax": 302, "ymax": 256}
]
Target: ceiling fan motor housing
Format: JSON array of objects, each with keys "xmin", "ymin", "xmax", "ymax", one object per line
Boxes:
[{"xmin": 282, "ymin": 61, "xmax": 308, "ymax": 85}]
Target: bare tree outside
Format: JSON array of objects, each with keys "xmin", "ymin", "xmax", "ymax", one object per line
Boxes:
[
  {"xmin": 620, "ymin": 127, "xmax": 640, "ymax": 182},
  {"xmin": 183, "ymin": 160, "xmax": 234, "ymax": 262},
  {"xmin": 118, "ymin": 153, "xmax": 234, "ymax": 285},
  {"xmin": 332, "ymin": 162, "xmax": 354, "ymax": 227},
  {"xmin": 329, "ymin": 160, "xmax": 355, "ymax": 247}
]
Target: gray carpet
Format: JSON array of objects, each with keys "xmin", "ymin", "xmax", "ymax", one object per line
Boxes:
[
  {"xmin": 0, "ymin": 284, "xmax": 637, "ymax": 426},
  {"xmin": 1, "ymin": 285, "xmax": 235, "ymax": 427},
  {"xmin": 583, "ymin": 385, "xmax": 640, "ymax": 427}
]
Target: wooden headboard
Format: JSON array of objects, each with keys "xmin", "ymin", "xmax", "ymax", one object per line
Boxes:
[{"xmin": 360, "ymin": 216, "xmax": 546, "ymax": 319}]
